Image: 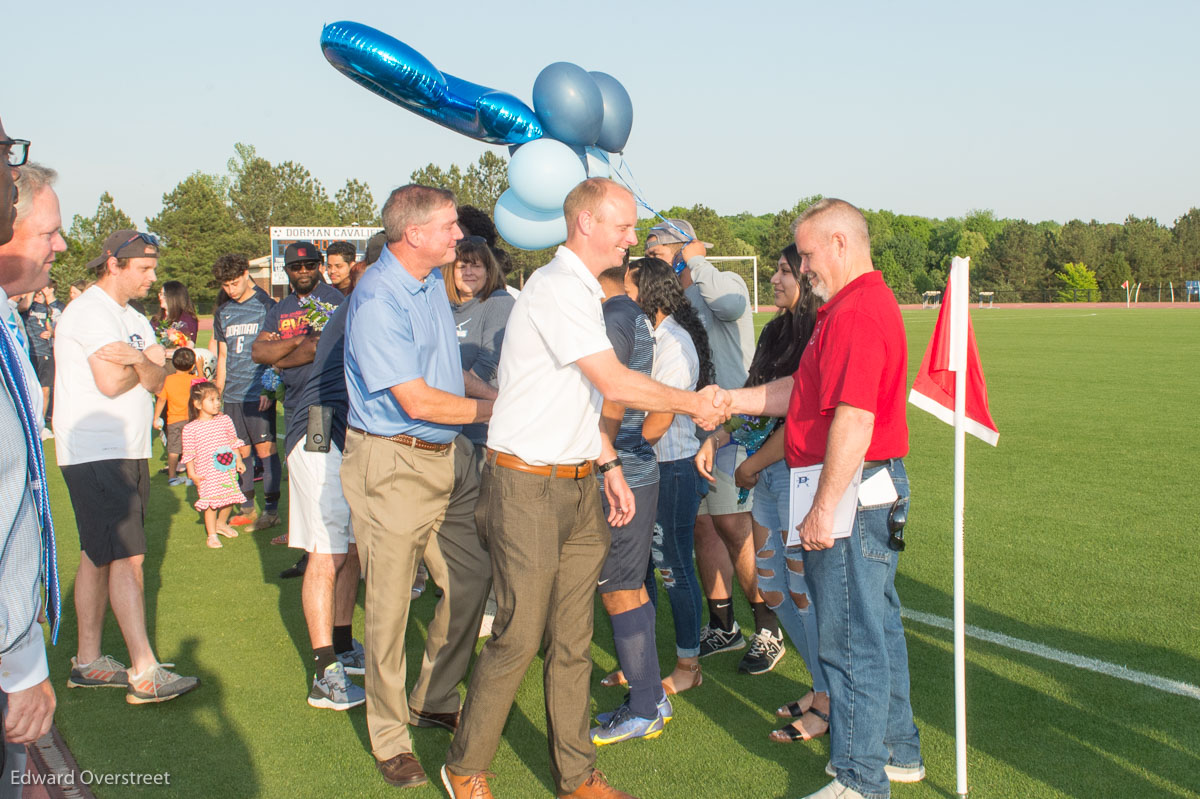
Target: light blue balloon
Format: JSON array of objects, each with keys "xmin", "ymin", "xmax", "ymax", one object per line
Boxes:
[
  {"xmin": 508, "ymin": 139, "xmax": 587, "ymax": 213},
  {"xmin": 494, "ymin": 189, "xmax": 568, "ymax": 251},
  {"xmin": 589, "ymin": 71, "xmax": 633, "ymax": 153},
  {"xmin": 532, "ymin": 62, "xmax": 604, "ymax": 147},
  {"xmin": 583, "ymin": 146, "xmax": 611, "ymax": 178}
]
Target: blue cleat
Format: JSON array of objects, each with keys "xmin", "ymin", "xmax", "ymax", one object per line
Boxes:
[
  {"xmin": 596, "ymin": 692, "xmax": 672, "ymax": 726},
  {"xmin": 590, "ymin": 703, "xmax": 665, "ymax": 746}
]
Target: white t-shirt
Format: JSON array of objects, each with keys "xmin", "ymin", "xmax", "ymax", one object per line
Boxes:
[
  {"xmin": 487, "ymin": 246, "xmax": 612, "ymax": 465},
  {"xmin": 52, "ymin": 286, "xmax": 156, "ymax": 466},
  {"xmin": 651, "ymin": 315, "xmax": 701, "ymax": 462}
]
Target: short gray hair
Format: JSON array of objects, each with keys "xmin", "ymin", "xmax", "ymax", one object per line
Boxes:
[
  {"xmin": 381, "ymin": 184, "xmax": 456, "ymax": 243},
  {"xmin": 14, "ymin": 162, "xmax": 58, "ymax": 223}
]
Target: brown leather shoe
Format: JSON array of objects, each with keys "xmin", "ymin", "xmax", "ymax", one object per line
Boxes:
[
  {"xmin": 376, "ymin": 752, "xmax": 427, "ymax": 788},
  {"xmin": 558, "ymin": 769, "xmax": 637, "ymax": 799},
  {"xmin": 409, "ymin": 705, "xmax": 460, "ymax": 731},
  {"xmin": 441, "ymin": 765, "xmax": 495, "ymax": 798}
]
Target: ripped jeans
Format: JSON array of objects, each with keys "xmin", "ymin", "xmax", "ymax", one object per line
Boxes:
[
  {"xmin": 751, "ymin": 460, "xmax": 827, "ymax": 694},
  {"xmin": 649, "ymin": 457, "xmax": 706, "ymax": 659}
]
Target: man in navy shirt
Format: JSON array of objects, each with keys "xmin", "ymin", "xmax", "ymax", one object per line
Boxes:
[{"xmin": 211, "ymin": 254, "xmax": 280, "ymax": 530}]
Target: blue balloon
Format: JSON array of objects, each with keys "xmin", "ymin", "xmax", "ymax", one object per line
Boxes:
[
  {"xmin": 494, "ymin": 189, "xmax": 568, "ymax": 251},
  {"xmin": 589, "ymin": 72, "xmax": 633, "ymax": 153},
  {"xmin": 532, "ymin": 63, "xmax": 603, "ymax": 147},
  {"xmin": 320, "ymin": 21, "xmax": 543, "ymax": 145},
  {"xmin": 508, "ymin": 139, "xmax": 587, "ymax": 213},
  {"xmin": 583, "ymin": 146, "xmax": 611, "ymax": 178}
]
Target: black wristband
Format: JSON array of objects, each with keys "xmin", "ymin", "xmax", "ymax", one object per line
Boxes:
[{"xmin": 597, "ymin": 458, "xmax": 622, "ymax": 474}]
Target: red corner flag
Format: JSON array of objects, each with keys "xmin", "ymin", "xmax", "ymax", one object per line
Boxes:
[{"xmin": 908, "ymin": 257, "xmax": 999, "ymax": 445}]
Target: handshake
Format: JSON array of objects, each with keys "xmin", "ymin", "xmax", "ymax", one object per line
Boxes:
[{"xmin": 690, "ymin": 384, "xmax": 733, "ymax": 431}]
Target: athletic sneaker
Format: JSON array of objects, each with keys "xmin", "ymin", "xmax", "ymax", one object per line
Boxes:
[
  {"xmin": 230, "ymin": 508, "xmax": 258, "ymax": 526},
  {"xmin": 67, "ymin": 655, "xmax": 128, "ymax": 689},
  {"xmin": 167, "ymin": 476, "xmax": 192, "ymax": 487},
  {"xmin": 337, "ymin": 639, "xmax": 366, "ymax": 676},
  {"xmin": 308, "ymin": 662, "xmax": 366, "ymax": 711},
  {"xmin": 39, "ymin": 427, "xmax": 53, "ymax": 441},
  {"xmin": 596, "ymin": 692, "xmax": 673, "ymax": 727},
  {"xmin": 698, "ymin": 621, "xmax": 746, "ymax": 657},
  {"xmin": 253, "ymin": 511, "xmax": 281, "ymax": 532},
  {"xmin": 126, "ymin": 663, "xmax": 200, "ymax": 704},
  {"xmin": 738, "ymin": 628, "xmax": 786, "ymax": 674},
  {"xmin": 590, "ymin": 703, "xmax": 664, "ymax": 746},
  {"xmin": 825, "ymin": 760, "xmax": 926, "ymax": 783}
]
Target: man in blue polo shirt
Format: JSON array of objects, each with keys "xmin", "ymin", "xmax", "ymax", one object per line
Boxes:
[{"xmin": 340, "ymin": 184, "xmax": 493, "ymax": 789}]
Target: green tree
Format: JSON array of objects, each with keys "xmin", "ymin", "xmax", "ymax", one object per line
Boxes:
[
  {"xmin": 1121, "ymin": 216, "xmax": 1172, "ymax": 284},
  {"xmin": 410, "ymin": 150, "xmax": 510, "ymax": 213},
  {"xmin": 977, "ymin": 221, "xmax": 1051, "ymax": 295},
  {"xmin": 1171, "ymin": 208, "xmax": 1200, "ymax": 281},
  {"xmin": 962, "ymin": 209, "xmax": 1005, "ymax": 244},
  {"xmin": 147, "ymin": 172, "xmax": 256, "ymax": 304},
  {"xmin": 877, "ymin": 250, "xmax": 917, "ymax": 302},
  {"xmin": 51, "ymin": 192, "xmax": 136, "ymax": 295},
  {"xmin": 225, "ymin": 143, "xmax": 338, "ymax": 253},
  {"xmin": 1055, "ymin": 262, "xmax": 1100, "ymax": 302},
  {"xmin": 335, "ymin": 179, "xmax": 380, "ymax": 226},
  {"xmin": 1096, "ymin": 251, "xmax": 1132, "ymax": 297}
]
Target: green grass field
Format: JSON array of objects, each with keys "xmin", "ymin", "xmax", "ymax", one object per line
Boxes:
[{"xmin": 41, "ymin": 308, "xmax": 1200, "ymax": 798}]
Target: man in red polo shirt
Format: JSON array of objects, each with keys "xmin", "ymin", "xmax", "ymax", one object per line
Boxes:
[{"xmin": 726, "ymin": 198, "xmax": 923, "ymax": 799}]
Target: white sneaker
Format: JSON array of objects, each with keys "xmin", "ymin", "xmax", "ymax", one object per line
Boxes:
[
  {"xmin": 40, "ymin": 427, "xmax": 53, "ymax": 441},
  {"xmin": 825, "ymin": 761, "xmax": 926, "ymax": 783},
  {"xmin": 800, "ymin": 779, "xmax": 865, "ymax": 799}
]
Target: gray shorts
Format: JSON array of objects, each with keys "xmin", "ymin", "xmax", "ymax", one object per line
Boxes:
[
  {"xmin": 226, "ymin": 399, "xmax": 276, "ymax": 447},
  {"xmin": 165, "ymin": 420, "xmax": 187, "ymax": 455},
  {"xmin": 598, "ymin": 482, "xmax": 659, "ymax": 593}
]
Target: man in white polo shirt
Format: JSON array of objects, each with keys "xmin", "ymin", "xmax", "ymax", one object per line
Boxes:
[
  {"xmin": 442, "ymin": 179, "xmax": 729, "ymax": 799},
  {"xmin": 54, "ymin": 229, "xmax": 199, "ymax": 705}
]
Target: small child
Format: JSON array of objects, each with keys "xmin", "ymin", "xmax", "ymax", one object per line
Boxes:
[
  {"xmin": 181, "ymin": 381, "xmax": 248, "ymax": 548},
  {"xmin": 155, "ymin": 348, "xmax": 198, "ymax": 485}
]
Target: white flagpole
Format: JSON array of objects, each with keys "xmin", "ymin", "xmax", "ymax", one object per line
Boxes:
[{"xmin": 948, "ymin": 257, "xmax": 970, "ymax": 798}]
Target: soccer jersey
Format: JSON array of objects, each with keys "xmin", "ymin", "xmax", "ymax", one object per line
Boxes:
[
  {"xmin": 213, "ymin": 287, "xmax": 275, "ymax": 402},
  {"xmin": 601, "ymin": 295, "xmax": 657, "ymax": 488}
]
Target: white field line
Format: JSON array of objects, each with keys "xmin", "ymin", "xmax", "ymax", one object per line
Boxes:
[{"xmin": 902, "ymin": 608, "xmax": 1200, "ymax": 701}]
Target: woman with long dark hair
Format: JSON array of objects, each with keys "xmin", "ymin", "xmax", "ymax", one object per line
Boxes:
[
  {"xmin": 627, "ymin": 257, "xmax": 714, "ymax": 695},
  {"xmin": 153, "ymin": 280, "xmax": 199, "ymax": 349},
  {"xmin": 696, "ymin": 244, "xmax": 828, "ymax": 741}
]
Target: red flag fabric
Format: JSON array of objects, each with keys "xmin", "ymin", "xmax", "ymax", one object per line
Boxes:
[
  {"xmin": 908, "ymin": 275, "xmax": 999, "ymax": 446},
  {"xmin": 1121, "ymin": 280, "xmax": 1130, "ymax": 289}
]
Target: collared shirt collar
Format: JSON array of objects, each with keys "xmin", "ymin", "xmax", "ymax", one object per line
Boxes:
[
  {"xmin": 818, "ymin": 270, "xmax": 885, "ymax": 320},
  {"xmin": 376, "ymin": 244, "xmax": 439, "ymax": 296},
  {"xmin": 554, "ymin": 245, "xmax": 605, "ymax": 300}
]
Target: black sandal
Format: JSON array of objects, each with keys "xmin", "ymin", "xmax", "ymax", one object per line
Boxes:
[
  {"xmin": 775, "ymin": 690, "xmax": 815, "ymax": 719},
  {"xmin": 769, "ymin": 707, "xmax": 830, "ymax": 742}
]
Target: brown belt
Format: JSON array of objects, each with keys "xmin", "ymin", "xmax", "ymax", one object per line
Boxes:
[
  {"xmin": 486, "ymin": 448, "xmax": 593, "ymax": 479},
  {"xmin": 348, "ymin": 426, "xmax": 451, "ymax": 453}
]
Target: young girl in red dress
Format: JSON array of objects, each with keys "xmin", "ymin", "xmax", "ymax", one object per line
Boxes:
[{"xmin": 182, "ymin": 381, "xmax": 247, "ymax": 548}]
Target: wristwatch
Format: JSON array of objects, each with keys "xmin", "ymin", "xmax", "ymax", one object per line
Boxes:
[{"xmin": 597, "ymin": 458, "xmax": 622, "ymax": 474}]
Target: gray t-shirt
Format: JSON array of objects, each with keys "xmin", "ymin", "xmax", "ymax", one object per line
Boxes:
[
  {"xmin": 684, "ymin": 255, "xmax": 754, "ymax": 390},
  {"xmin": 453, "ymin": 289, "xmax": 515, "ymax": 446}
]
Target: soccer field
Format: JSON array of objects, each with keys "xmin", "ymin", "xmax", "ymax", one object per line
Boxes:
[{"xmin": 42, "ymin": 307, "xmax": 1200, "ymax": 798}]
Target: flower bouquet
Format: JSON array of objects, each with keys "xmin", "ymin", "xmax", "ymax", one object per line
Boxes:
[{"xmin": 300, "ymin": 297, "xmax": 338, "ymax": 332}]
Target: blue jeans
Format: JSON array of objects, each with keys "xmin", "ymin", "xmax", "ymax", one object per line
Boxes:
[
  {"xmin": 752, "ymin": 460, "xmax": 827, "ymax": 695},
  {"xmin": 805, "ymin": 459, "xmax": 921, "ymax": 799},
  {"xmin": 649, "ymin": 458, "xmax": 706, "ymax": 658}
]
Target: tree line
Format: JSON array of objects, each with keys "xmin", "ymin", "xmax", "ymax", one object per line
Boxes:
[{"xmin": 51, "ymin": 146, "xmax": 1200, "ymax": 306}]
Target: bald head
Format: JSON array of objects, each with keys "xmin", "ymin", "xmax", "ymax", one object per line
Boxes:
[
  {"xmin": 792, "ymin": 198, "xmax": 870, "ymax": 252},
  {"xmin": 564, "ymin": 178, "xmax": 634, "ymax": 236}
]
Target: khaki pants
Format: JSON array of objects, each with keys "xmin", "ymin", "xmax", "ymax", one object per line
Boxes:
[
  {"xmin": 447, "ymin": 460, "xmax": 609, "ymax": 795},
  {"xmin": 341, "ymin": 430, "xmax": 489, "ymax": 762}
]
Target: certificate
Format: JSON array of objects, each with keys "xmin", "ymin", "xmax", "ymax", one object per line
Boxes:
[{"xmin": 787, "ymin": 462, "xmax": 864, "ymax": 547}]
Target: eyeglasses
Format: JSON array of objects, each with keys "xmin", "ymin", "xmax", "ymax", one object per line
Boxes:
[
  {"xmin": 1, "ymin": 139, "xmax": 30, "ymax": 167},
  {"xmin": 887, "ymin": 495, "xmax": 908, "ymax": 552},
  {"xmin": 286, "ymin": 262, "xmax": 320, "ymax": 272}
]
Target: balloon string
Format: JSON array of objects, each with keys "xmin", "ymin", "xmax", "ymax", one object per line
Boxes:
[{"xmin": 610, "ymin": 157, "xmax": 696, "ymax": 243}]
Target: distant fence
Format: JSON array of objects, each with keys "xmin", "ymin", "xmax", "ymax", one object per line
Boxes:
[{"xmin": 893, "ymin": 284, "xmax": 1200, "ymax": 305}]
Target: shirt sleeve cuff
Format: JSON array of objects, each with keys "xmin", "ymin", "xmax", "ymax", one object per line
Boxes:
[{"xmin": 0, "ymin": 631, "xmax": 49, "ymax": 693}]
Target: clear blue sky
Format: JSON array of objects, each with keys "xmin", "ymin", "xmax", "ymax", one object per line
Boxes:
[{"xmin": 6, "ymin": 0, "xmax": 1198, "ymax": 231}]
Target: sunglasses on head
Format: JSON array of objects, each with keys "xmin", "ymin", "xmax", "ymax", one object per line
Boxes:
[{"xmin": 111, "ymin": 232, "xmax": 159, "ymax": 257}]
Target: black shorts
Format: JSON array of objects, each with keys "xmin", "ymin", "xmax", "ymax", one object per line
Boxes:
[
  {"xmin": 598, "ymin": 481, "xmax": 660, "ymax": 594},
  {"xmin": 33, "ymin": 353, "xmax": 53, "ymax": 388},
  {"xmin": 60, "ymin": 459, "xmax": 149, "ymax": 567},
  {"xmin": 226, "ymin": 399, "xmax": 276, "ymax": 447}
]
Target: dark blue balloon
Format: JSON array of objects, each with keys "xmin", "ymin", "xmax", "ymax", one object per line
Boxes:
[
  {"xmin": 320, "ymin": 21, "xmax": 543, "ymax": 146},
  {"xmin": 589, "ymin": 72, "xmax": 633, "ymax": 153},
  {"xmin": 532, "ymin": 62, "xmax": 603, "ymax": 147}
]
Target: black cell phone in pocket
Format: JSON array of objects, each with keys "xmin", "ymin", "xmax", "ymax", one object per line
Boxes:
[{"xmin": 305, "ymin": 405, "xmax": 333, "ymax": 452}]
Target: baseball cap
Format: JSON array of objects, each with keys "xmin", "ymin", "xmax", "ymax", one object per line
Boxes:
[
  {"xmin": 284, "ymin": 241, "xmax": 322, "ymax": 267},
  {"xmin": 85, "ymin": 229, "xmax": 159, "ymax": 271},
  {"xmin": 645, "ymin": 219, "xmax": 712, "ymax": 248}
]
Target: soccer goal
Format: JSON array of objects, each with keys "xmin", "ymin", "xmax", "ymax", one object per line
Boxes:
[{"xmin": 706, "ymin": 256, "xmax": 762, "ymax": 312}]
